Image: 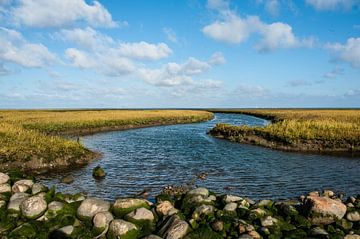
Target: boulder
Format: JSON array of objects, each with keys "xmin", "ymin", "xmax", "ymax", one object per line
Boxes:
[
  {"xmin": 58, "ymin": 225, "xmax": 74, "ymax": 236},
  {"xmin": 346, "ymin": 210, "xmax": 360, "ymax": 222},
  {"xmin": 142, "ymin": 235, "xmax": 163, "ymax": 239},
  {"xmin": 12, "ymin": 183, "xmax": 30, "ymax": 193},
  {"xmin": 260, "ymin": 216, "xmax": 279, "ymax": 227},
  {"xmin": 192, "ymin": 204, "xmax": 214, "ymax": 220},
  {"xmin": 344, "ymin": 235, "xmax": 360, "ymax": 239},
  {"xmin": 223, "ymin": 194, "xmax": 242, "ymax": 203},
  {"xmin": 159, "ymin": 215, "xmax": 190, "ymax": 239},
  {"xmin": 13, "ymin": 179, "xmax": 34, "ymax": 188},
  {"xmin": 93, "ymin": 211, "xmax": 114, "ymax": 233},
  {"xmin": 126, "ymin": 207, "xmax": 155, "ymax": 222},
  {"xmin": 0, "ymin": 183, "xmax": 11, "ymax": 193},
  {"xmin": 224, "ymin": 202, "xmax": 237, "ymax": 212},
  {"xmin": 0, "ymin": 173, "xmax": 9, "ymax": 184},
  {"xmin": 304, "ymin": 196, "xmax": 347, "ymax": 225},
  {"xmin": 113, "ymin": 198, "xmax": 150, "ymax": 217},
  {"xmin": 187, "ymin": 188, "xmax": 209, "ymax": 197},
  {"xmin": 77, "ymin": 197, "xmax": 110, "ymax": 220},
  {"xmin": 0, "ymin": 200, "xmax": 6, "ymax": 209},
  {"xmin": 107, "ymin": 219, "xmax": 139, "ymax": 239},
  {"xmin": 7, "ymin": 193, "xmax": 29, "ymax": 213},
  {"xmin": 31, "ymin": 183, "xmax": 47, "ymax": 195},
  {"xmin": 93, "ymin": 166, "xmax": 106, "ymax": 178},
  {"xmin": 60, "ymin": 175, "xmax": 74, "ymax": 184},
  {"xmin": 20, "ymin": 195, "xmax": 47, "ymax": 219},
  {"xmin": 156, "ymin": 201, "xmax": 177, "ymax": 217},
  {"xmin": 211, "ymin": 220, "xmax": 224, "ymax": 232}
]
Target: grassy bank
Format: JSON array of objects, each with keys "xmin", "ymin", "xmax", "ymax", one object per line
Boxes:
[
  {"xmin": 0, "ymin": 110, "xmax": 213, "ymax": 173},
  {"xmin": 209, "ymin": 109, "xmax": 360, "ymax": 155}
]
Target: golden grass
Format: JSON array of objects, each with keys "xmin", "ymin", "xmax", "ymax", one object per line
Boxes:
[
  {"xmin": 0, "ymin": 110, "xmax": 213, "ymax": 172},
  {"xmin": 209, "ymin": 109, "xmax": 360, "ymax": 153}
]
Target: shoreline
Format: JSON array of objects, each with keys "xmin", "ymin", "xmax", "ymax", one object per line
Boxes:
[{"xmin": 208, "ymin": 110, "xmax": 360, "ymax": 157}]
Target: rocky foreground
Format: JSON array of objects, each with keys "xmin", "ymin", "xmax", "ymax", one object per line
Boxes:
[{"xmin": 0, "ymin": 172, "xmax": 359, "ymax": 239}]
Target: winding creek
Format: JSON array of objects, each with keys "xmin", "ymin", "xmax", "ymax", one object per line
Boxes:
[{"xmin": 40, "ymin": 113, "xmax": 360, "ymax": 201}]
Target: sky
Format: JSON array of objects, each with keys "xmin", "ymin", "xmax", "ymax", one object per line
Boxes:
[{"xmin": 0, "ymin": 0, "xmax": 359, "ymax": 108}]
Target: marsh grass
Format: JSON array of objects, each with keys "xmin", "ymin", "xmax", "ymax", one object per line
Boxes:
[
  {"xmin": 210, "ymin": 109, "xmax": 360, "ymax": 153},
  {"xmin": 0, "ymin": 110, "xmax": 213, "ymax": 172}
]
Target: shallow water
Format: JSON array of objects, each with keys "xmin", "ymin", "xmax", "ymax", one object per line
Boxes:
[{"xmin": 39, "ymin": 113, "xmax": 360, "ymax": 201}]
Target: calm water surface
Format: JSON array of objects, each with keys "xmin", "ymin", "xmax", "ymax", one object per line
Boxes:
[{"xmin": 40, "ymin": 113, "xmax": 360, "ymax": 200}]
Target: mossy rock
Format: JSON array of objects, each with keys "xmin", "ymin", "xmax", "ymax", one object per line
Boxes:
[
  {"xmin": 92, "ymin": 166, "xmax": 105, "ymax": 178},
  {"xmin": 8, "ymin": 223, "xmax": 37, "ymax": 238},
  {"xmin": 284, "ymin": 229, "xmax": 307, "ymax": 238},
  {"xmin": 112, "ymin": 198, "xmax": 150, "ymax": 217},
  {"xmin": 184, "ymin": 226, "xmax": 222, "ymax": 239}
]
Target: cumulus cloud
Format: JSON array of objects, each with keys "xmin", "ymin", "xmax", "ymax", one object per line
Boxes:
[
  {"xmin": 325, "ymin": 37, "xmax": 360, "ymax": 68},
  {"xmin": 202, "ymin": 11, "xmax": 313, "ymax": 52},
  {"xmin": 65, "ymin": 48, "xmax": 97, "ymax": 68},
  {"xmin": 118, "ymin": 42, "xmax": 172, "ymax": 61},
  {"xmin": 306, "ymin": 0, "xmax": 359, "ymax": 11},
  {"xmin": 11, "ymin": 0, "xmax": 117, "ymax": 28},
  {"xmin": 0, "ymin": 27, "xmax": 56, "ymax": 67},
  {"xmin": 163, "ymin": 27, "xmax": 178, "ymax": 43}
]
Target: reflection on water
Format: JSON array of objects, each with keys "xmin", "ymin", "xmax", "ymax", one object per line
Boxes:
[{"xmin": 39, "ymin": 113, "xmax": 360, "ymax": 200}]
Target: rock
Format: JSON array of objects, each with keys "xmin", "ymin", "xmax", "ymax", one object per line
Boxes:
[
  {"xmin": 107, "ymin": 219, "xmax": 139, "ymax": 239},
  {"xmin": 261, "ymin": 216, "xmax": 279, "ymax": 227},
  {"xmin": 247, "ymin": 230, "xmax": 261, "ymax": 239},
  {"xmin": 20, "ymin": 195, "xmax": 47, "ymax": 219},
  {"xmin": 305, "ymin": 196, "xmax": 347, "ymax": 225},
  {"xmin": 249, "ymin": 208, "xmax": 267, "ymax": 220},
  {"xmin": 93, "ymin": 211, "xmax": 114, "ymax": 231},
  {"xmin": 159, "ymin": 215, "xmax": 190, "ymax": 239},
  {"xmin": 8, "ymin": 223, "xmax": 36, "ymax": 238},
  {"xmin": 48, "ymin": 201, "xmax": 64, "ymax": 212},
  {"xmin": 58, "ymin": 225, "xmax": 74, "ymax": 236},
  {"xmin": 211, "ymin": 220, "xmax": 224, "ymax": 232},
  {"xmin": 310, "ymin": 227, "xmax": 329, "ymax": 236},
  {"xmin": 126, "ymin": 207, "xmax": 155, "ymax": 222},
  {"xmin": 337, "ymin": 218, "xmax": 353, "ymax": 230},
  {"xmin": 156, "ymin": 201, "xmax": 177, "ymax": 217},
  {"xmin": 238, "ymin": 234, "xmax": 253, "ymax": 239},
  {"xmin": 187, "ymin": 187, "xmax": 209, "ymax": 197},
  {"xmin": 93, "ymin": 165, "xmax": 106, "ymax": 178},
  {"xmin": 142, "ymin": 235, "xmax": 163, "ymax": 239},
  {"xmin": 7, "ymin": 193, "xmax": 29, "ymax": 213},
  {"xmin": 0, "ymin": 173, "xmax": 9, "ymax": 184},
  {"xmin": 0, "ymin": 183, "xmax": 11, "ymax": 193},
  {"xmin": 31, "ymin": 183, "xmax": 47, "ymax": 195},
  {"xmin": 258, "ymin": 199, "xmax": 273, "ymax": 207},
  {"xmin": 323, "ymin": 190, "xmax": 335, "ymax": 197},
  {"xmin": 223, "ymin": 194, "xmax": 242, "ymax": 203},
  {"xmin": 0, "ymin": 200, "xmax": 6, "ymax": 209},
  {"xmin": 347, "ymin": 210, "xmax": 360, "ymax": 222},
  {"xmin": 224, "ymin": 202, "xmax": 237, "ymax": 212},
  {"xmin": 113, "ymin": 198, "xmax": 150, "ymax": 217},
  {"xmin": 13, "ymin": 179, "xmax": 34, "ymax": 189},
  {"xmin": 345, "ymin": 235, "xmax": 360, "ymax": 239},
  {"xmin": 192, "ymin": 204, "xmax": 214, "ymax": 220},
  {"xmin": 308, "ymin": 191, "xmax": 320, "ymax": 197},
  {"xmin": 77, "ymin": 197, "xmax": 110, "ymax": 220},
  {"xmin": 12, "ymin": 183, "xmax": 30, "ymax": 193},
  {"xmin": 61, "ymin": 175, "xmax": 74, "ymax": 184}
]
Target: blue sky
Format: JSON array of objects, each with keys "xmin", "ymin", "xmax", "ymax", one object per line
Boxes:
[{"xmin": 0, "ymin": 0, "xmax": 359, "ymax": 108}]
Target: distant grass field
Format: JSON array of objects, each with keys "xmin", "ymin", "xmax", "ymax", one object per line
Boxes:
[
  {"xmin": 209, "ymin": 109, "xmax": 360, "ymax": 155},
  {"xmin": 0, "ymin": 110, "xmax": 213, "ymax": 173}
]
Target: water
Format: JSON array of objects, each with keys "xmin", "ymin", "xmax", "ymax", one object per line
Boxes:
[{"xmin": 39, "ymin": 113, "xmax": 360, "ymax": 201}]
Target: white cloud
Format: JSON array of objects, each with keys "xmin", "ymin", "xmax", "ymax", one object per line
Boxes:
[
  {"xmin": 202, "ymin": 6, "xmax": 314, "ymax": 51},
  {"xmin": 209, "ymin": 52, "xmax": 226, "ymax": 65},
  {"xmin": 306, "ymin": 0, "xmax": 359, "ymax": 10},
  {"xmin": 65, "ymin": 48, "xmax": 96, "ymax": 68},
  {"xmin": 118, "ymin": 41, "xmax": 172, "ymax": 61},
  {"xmin": 325, "ymin": 37, "xmax": 360, "ymax": 68},
  {"xmin": 138, "ymin": 57, "xmax": 211, "ymax": 87},
  {"xmin": 233, "ymin": 85, "xmax": 269, "ymax": 98},
  {"xmin": 0, "ymin": 27, "xmax": 56, "ymax": 67},
  {"xmin": 163, "ymin": 27, "xmax": 177, "ymax": 43},
  {"xmin": 207, "ymin": 0, "xmax": 230, "ymax": 10},
  {"xmin": 323, "ymin": 67, "xmax": 344, "ymax": 79},
  {"xmin": 11, "ymin": 0, "xmax": 117, "ymax": 28}
]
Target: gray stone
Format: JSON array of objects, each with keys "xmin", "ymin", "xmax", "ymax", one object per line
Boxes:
[
  {"xmin": 8, "ymin": 193, "xmax": 29, "ymax": 213},
  {"xmin": 223, "ymin": 194, "xmax": 243, "ymax": 203},
  {"xmin": 113, "ymin": 198, "xmax": 150, "ymax": 217},
  {"xmin": 345, "ymin": 235, "xmax": 360, "ymax": 239},
  {"xmin": 0, "ymin": 183, "xmax": 11, "ymax": 193},
  {"xmin": 0, "ymin": 173, "xmax": 9, "ymax": 184},
  {"xmin": 48, "ymin": 201, "xmax": 64, "ymax": 212},
  {"xmin": 31, "ymin": 183, "xmax": 47, "ymax": 195},
  {"xmin": 11, "ymin": 183, "xmax": 30, "ymax": 193},
  {"xmin": 258, "ymin": 199, "xmax": 273, "ymax": 207},
  {"xmin": 58, "ymin": 225, "xmax": 74, "ymax": 236},
  {"xmin": 305, "ymin": 196, "xmax": 347, "ymax": 225},
  {"xmin": 156, "ymin": 201, "xmax": 177, "ymax": 217},
  {"xmin": 159, "ymin": 215, "xmax": 190, "ymax": 239},
  {"xmin": 61, "ymin": 175, "xmax": 74, "ymax": 184},
  {"xmin": 347, "ymin": 211, "xmax": 360, "ymax": 222},
  {"xmin": 193, "ymin": 204, "xmax": 214, "ymax": 220},
  {"xmin": 126, "ymin": 207, "xmax": 154, "ymax": 221},
  {"xmin": 108, "ymin": 219, "xmax": 138, "ymax": 239},
  {"xmin": 261, "ymin": 216, "xmax": 279, "ymax": 227},
  {"xmin": 187, "ymin": 187, "xmax": 209, "ymax": 197},
  {"xmin": 142, "ymin": 235, "xmax": 163, "ymax": 239},
  {"xmin": 77, "ymin": 198, "xmax": 110, "ymax": 220},
  {"xmin": 323, "ymin": 190, "xmax": 335, "ymax": 198},
  {"xmin": 238, "ymin": 234, "xmax": 253, "ymax": 239},
  {"xmin": 224, "ymin": 202, "xmax": 237, "ymax": 212},
  {"xmin": 310, "ymin": 227, "xmax": 329, "ymax": 236},
  {"xmin": 20, "ymin": 195, "xmax": 47, "ymax": 219},
  {"xmin": 93, "ymin": 211, "xmax": 113, "ymax": 228}
]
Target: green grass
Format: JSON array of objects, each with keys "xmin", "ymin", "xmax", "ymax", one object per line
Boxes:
[
  {"xmin": 209, "ymin": 109, "xmax": 360, "ymax": 154},
  {"xmin": 0, "ymin": 110, "xmax": 213, "ymax": 172}
]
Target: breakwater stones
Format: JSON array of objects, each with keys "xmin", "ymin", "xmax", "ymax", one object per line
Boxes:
[{"xmin": 0, "ymin": 173, "xmax": 359, "ymax": 238}]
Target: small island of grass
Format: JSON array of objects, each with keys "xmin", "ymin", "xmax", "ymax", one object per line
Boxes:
[{"xmin": 209, "ymin": 109, "xmax": 360, "ymax": 156}]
